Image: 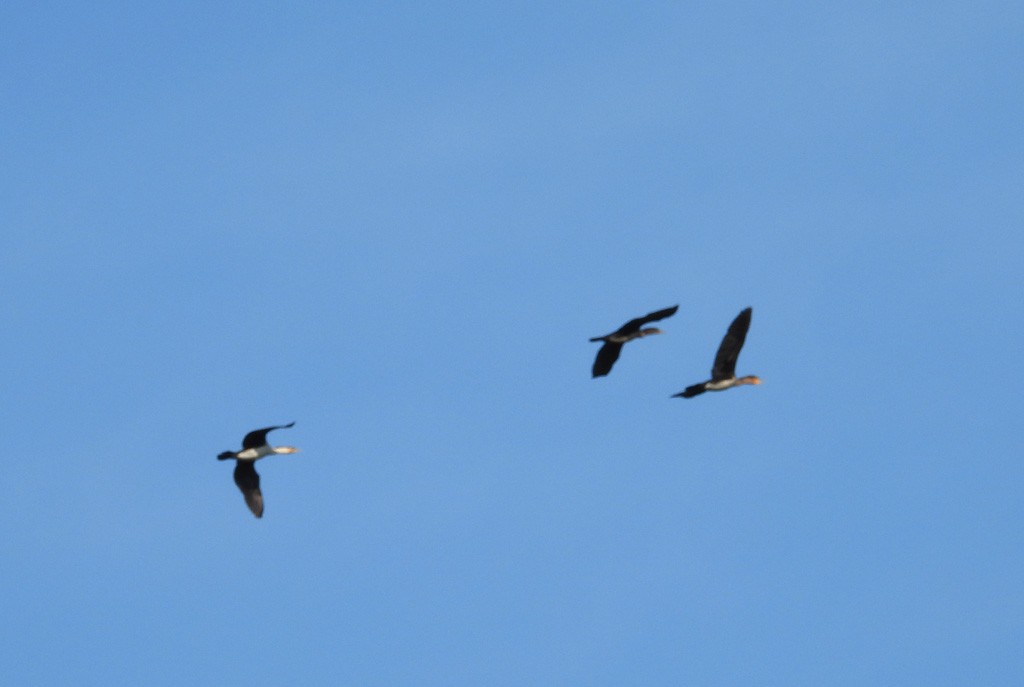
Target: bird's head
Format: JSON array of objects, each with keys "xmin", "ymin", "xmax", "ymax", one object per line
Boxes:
[
  {"xmin": 738, "ymin": 375, "xmax": 762, "ymax": 386},
  {"xmin": 274, "ymin": 446, "xmax": 300, "ymax": 455},
  {"xmin": 639, "ymin": 327, "xmax": 663, "ymax": 337}
]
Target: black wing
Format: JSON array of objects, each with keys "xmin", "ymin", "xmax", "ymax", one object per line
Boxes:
[
  {"xmin": 241, "ymin": 421, "xmax": 296, "ymax": 450},
  {"xmin": 711, "ymin": 308, "xmax": 752, "ymax": 381},
  {"xmin": 592, "ymin": 341, "xmax": 624, "ymax": 377},
  {"xmin": 233, "ymin": 461, "xmax": 264, "ymax": 518},
  {"xmin": 613, "ymin": 304, "xmax": 679, "ymax": 336}
]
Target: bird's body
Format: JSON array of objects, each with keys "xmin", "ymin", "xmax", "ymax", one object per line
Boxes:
[
  {"xmin": 590, "ymin": 305, "xmax": 679, "ymax": 377},
  {"xmin": 226, "ymin": 444, "xmax": 277, "ymax": 461},
  {"xmin": 673, "ymin": 307, "xmax": 760, "ymax": 398},
  {"xmin": 217, "ymin": 422, "xmax": 298, "ymax": 518}
]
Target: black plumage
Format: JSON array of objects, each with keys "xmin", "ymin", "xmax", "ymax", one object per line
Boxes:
[
  {"xmin": 589, "ymin": 305, "xmax": 679, "ymax": 377},
  {"xmin": 217, "ymin": 422, "xmax": 298, "ymax": 518},
  {"xmin": 673, "ymin": 307, "xmax": 760, "ymax": 398},
  {"xmin": 233, "ymin": 461, "xmax": 264, "ymax": 518},
  {"xmin": 241, "ymin": 422, "xmax": 296, "ymax": 450}
]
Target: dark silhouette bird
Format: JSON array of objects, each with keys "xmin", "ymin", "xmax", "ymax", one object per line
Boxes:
[
  {"xmin": 673, "ymin": 307, "xmax": 760, "ymax": 398},
  {"xmin": 217, "ymin": 422, "xmax": 299, "ymax": 518},
  {"xmin": 590, "ymin": 305, "xmax": 679, "ymax": 377}
]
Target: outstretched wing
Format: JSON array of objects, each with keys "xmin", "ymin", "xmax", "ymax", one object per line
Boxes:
[
  {"xmin": 241, "ymin": 421, "xmax": 296, "ymax": 450},
  {"xmin": 638, "ymin": 304, "xmax": 679, "ymax": 325},
  {"xmin": 711, "ymin": 308, "xmax": 752, "ymax": 381},
  {"xmin": 614, "ymin": 304, "xmax": 679, "ymax": 336},
  {"xmin": 233, "ymin": 461, "xmax": 264, "ymax": 518},
  {"xmin": 592, "ymin": 341, "xmax": 623, "ymax": 377}
]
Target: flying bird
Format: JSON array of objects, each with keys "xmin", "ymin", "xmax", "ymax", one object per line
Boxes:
[
  {"xmin": 217, "ymin": 422, "xmax": 299, "ymax": 518},
  {"xmin": 673, "ymin": 307, "xmax": 760, "ymax": 398},
  {"xmin": 590, "ymin": 305, "xmax": 679, "ymax": 377}
]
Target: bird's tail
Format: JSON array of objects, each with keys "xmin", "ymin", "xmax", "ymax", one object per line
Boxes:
[
  {"xmin": 217, "ymin": 451, "xmax": 237, "ymax": 460},
  {"xmin": 588, "ymin": 336, "xmax": 604, "ymax": 342},
  {"xmin": 672, "ymin": 384, "xmax": 706, "ymax": 399}
]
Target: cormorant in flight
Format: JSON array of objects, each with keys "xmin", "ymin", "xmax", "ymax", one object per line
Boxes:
[
  {"xmin": 217, "ymin": 422, "xmax": 299, "ymax": 518},
  {"xmin": 673, "ymin": 308, "xmax": 760, "ymax": 398},
  {"xmin": 590, "ymin": 305, "xmax": 679, "ymax": 377}
]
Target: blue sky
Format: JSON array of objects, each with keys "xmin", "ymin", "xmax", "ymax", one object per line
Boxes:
[{"xmin": 2, "ymin": 2, "xmax": 1022, "ymax": 684}]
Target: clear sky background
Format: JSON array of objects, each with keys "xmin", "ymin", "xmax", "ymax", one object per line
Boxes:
[{"xmin": 2, "ymin": 2, "xmax": 1022, "ymax": 685}]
